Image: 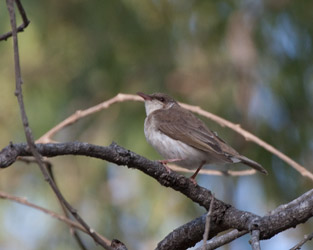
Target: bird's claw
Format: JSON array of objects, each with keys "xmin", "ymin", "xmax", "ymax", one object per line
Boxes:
[{"xmin": 157, "ymin": 159, "xmax": 181, "ymax": 173}]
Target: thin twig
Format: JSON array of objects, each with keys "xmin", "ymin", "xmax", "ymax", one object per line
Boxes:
[
  {"xmin": 195, "ymin": 229, "xmax": 247, "ymax": 250},
  {"xmin": 36, "ymin": 93, "xmax": 313, "ymax": 181},
  {"xmin": 0, "ymin": 0, "xmax": 30, "ymax": 41},
  {"xmin": 290, "ymin": 232, "xmax": 313, "ymax": 250},
  {"xmin": 46, "ymin": 164, "xmax": 88, "ymax": 250},
  {"xmin": 180, "ymin": 103, "xmax": 313, "ymax": 181},
  {"xmin": 250, "ymin": 230, "xmax": 261, "ymax": 250},
  {"xmin": 169, "ymin": 164, "xmax": 256, "ymax": 176},
  {"xmin": 0, "ymin": 191, "xmax": 111, "ymax": 245},
  {"xmin": 203, "ymin": 195, "xmax": 215, "ymax": 249},
  {"xmin": 35, "ymin": 92, "xmax": 256, "ymax": 177},
  {"xmin": 6, "ymin": 1, "xmax": 112, "ymax": 249},
  {"xmin": 36, "ymin": 94, "xmax": 142, "ymax": 143}
]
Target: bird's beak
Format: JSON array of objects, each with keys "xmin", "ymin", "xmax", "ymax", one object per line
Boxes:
[{"xmin": 137, "ymin": 92, "xmax": 152, "ymax": 100}]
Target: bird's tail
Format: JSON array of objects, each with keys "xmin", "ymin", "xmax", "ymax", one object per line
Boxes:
[{"xmin": 238, "ymin": 155, "xmax": 268, "ymax": 175}]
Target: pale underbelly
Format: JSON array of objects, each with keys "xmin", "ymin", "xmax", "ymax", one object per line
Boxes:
[{"xmin": 144, "ymin": 127, "xmax": 221, "ymax": 169}]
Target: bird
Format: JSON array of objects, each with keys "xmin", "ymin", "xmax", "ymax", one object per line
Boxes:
[{"xmin": 137, "ymin": 92, "xmax": 268, "ymax": 183}]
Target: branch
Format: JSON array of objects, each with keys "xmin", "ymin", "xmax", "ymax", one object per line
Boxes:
[
  {"xmin": 156, "ymin": 214, "xmax": 223, "ymax": 250},
  {"xmin": 18, "ymin": 157, "xmax": 88, "ymax": 249},
  {"xmin": 0, "ymin": 191, "xmax": 111, "ymax": 245},
  {"xmin": 250, "ymin": 230, "xmax": 261, "ymax": 250},
  {"xmin": 5, "ymin": 1, "xmax": 112, "ymax": 248},
  {"xmin": 196, "ymin": 229, "xmax": 247, "ymax": 250},
  {"xmin": 203, "ymin": 195, "xmax": 215, "ymax": 249},
  {"xmin": 169, "ymin": 164, "xmax": 256, "ymax": 176},
  {"xmin": 160, "ymin": 185, "xmax": 313, "ymax": 249},
  {"xmin": 46, "ymin": 163, "xmax": 88, "ymax": 250},
  {"xmin": 0, "ymin": 142, "xmax": 219, "ymax": 210},
  {"xmin": 36, "ymin": 93, "xmax": 256, "ymax": 177},
  {"xmin": 0, "ymin": 0, "xmax": 30, "ymax": 41},
  {"xmin": 1, "ymin": 142, "xmax": 313, "ymax": 249},
  {"xmin": 180, "ymin": 103, "xmax": 313, "ymax": 181},
  {"xmin": 36, "ymin": 93, "xmax": 142, "ymax": 143},
  {"xmin": 36, "ymin": 93, "xmax": 313, "ymax": 181},
  {"xmin": 290, "ymin": 231, "xmax": 313, "ymax": 250}
]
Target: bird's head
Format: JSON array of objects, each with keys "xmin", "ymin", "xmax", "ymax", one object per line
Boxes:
[{"xmin": 137, "ymin": 92, "xmax": 177, "ymax": 116}]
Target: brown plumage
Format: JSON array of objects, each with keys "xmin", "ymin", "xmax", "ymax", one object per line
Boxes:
[{"xmin": 138, "ymin": 92, "xmax": 268, "ymax": 182}]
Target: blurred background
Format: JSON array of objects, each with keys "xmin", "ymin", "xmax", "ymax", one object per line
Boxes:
[{"xmin": 1, "ymin": 0, "xmax": 313, "ymax": 249}]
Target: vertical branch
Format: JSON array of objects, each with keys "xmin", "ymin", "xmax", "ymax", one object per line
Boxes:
[
  {"xmin": 46, "ymin": 164, "xmax": 88, "ymax": 250},
  {"xmin": 202, "ymin": 195, "xmax": 215, "ymax": 249},
  {"xmin": 250, "ymin": 230, "xmax": 261, "ymax": 250},
  {"xmin": 5, "ymin": 0, "xmax": 112, "ymax": 249}
]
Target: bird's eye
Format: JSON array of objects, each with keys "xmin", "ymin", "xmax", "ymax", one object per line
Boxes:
[{"xmin": 159, "ymin": 97, "xmax": 165, "ymax": 102}]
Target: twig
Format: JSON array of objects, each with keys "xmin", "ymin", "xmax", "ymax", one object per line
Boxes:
[
  {"xmin": 36, "ymin": 93, "xmax": 142, "ymax": 143},
  {"xmin": 203, "ymin": 195, "xmax": 215, "ymax": 249},
  {"xmin": 21, "ymin": 157, "xmax": 99, "ymax": 249},
  {"xmin": 18, "ymin": 156, "xmax": 52, "ymax": 166},
  {"xmin": 290, "ymin": 232, "xmax": 313, "ymax": 250},
  {"xmin": 0, "ymin": 0, "xmax": 30, "ymax": 41},
  {"xmin": 180, "ymin": 103, "xmax": 313, "ymax": 181},
  {"xmin": 250, "ymin": 230, "xmax": 261, "ymax": 250},
  {"xmin": 46, "ymin": 164, "xmax": 88, "ymax": 250},
  {"xmin": 0, "ymin": 190, "xmax": 111, "ymax": 245},
  {"xmin": 6, "ymin": 1, "xmax": 112, "ymax": 249},
  {"xmin": 170, "ymin": 164, "xmax": 256, "ymax": 176},
  {"xmin": 36, "ymin": 93, "xmax": 313, "ymax": 181},
  {"xmin": 199, "ymin": 229, "xmax": 247, "ymax": 250}
]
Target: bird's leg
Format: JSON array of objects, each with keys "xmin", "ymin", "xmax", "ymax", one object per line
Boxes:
[
  {"xmin": 158, "ymin": 158, "xmax": 182, "ymax": 173},
  {"xmin": 190, "ymin": 161, "xmax": 205, "ymax": 185}
]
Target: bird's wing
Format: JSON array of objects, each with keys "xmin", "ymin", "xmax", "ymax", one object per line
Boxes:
[
  {"xmin": 153, "ymin": 106, "xmax": 232, "ymax": 161},
  {"xmin": 152, "ymin": 106, "xmax": 268, "ymax": 174}
]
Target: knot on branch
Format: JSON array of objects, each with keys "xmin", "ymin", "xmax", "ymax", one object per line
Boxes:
[
  {"xmin": 0, "ymin": 142, "xmax": 19, "ymax": 168},
  {"xmin": 249, "ymin": 218, "xmax": 261, "ymax": 231},
  {"xmin": 111, "ymin": 239, "xmax": 128, "ymax": 250},
  {"xmin": 109, "ymin": 142, "xmax": 134, "ymax": 165}
]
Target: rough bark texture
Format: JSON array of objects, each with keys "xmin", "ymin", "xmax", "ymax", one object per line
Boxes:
[{"xmin": 1, "ymin": 142, "xmax": 312, "ymax": 249}]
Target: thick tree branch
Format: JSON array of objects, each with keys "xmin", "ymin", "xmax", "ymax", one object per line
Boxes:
[
  {"xmin": 0, "ymin": 142, "xmax": 218, "ymax": 210},
  {"xmin": 159, "ymin": 189, "xmax": 313, "ymax": 249},
  {"xmin": 1, "ymin": 142, "xmax": 312, "ymax": 249}
]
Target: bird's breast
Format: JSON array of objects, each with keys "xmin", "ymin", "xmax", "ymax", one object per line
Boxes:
[{"xmin": 144, "ymin": 116, "xmax": 208, "ymax": 169}]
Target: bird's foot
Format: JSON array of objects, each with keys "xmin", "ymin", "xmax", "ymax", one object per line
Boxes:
[
  {"xmin": 158, "ymin": 158, "xmax": 182, "ymax": 164},
  {"xmin": 158, "ymin": 158, "xmax": 181, "ymax": 173},
  {"xmin": 189, "ymin": 177, "xmax": 198, "ymax": 186}
]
